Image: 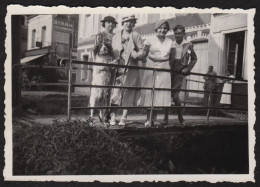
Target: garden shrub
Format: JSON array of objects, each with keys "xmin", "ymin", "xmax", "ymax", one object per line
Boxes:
[{"xmin": 13, "ymin": 119, "xmax": 156, "ymax": 175}]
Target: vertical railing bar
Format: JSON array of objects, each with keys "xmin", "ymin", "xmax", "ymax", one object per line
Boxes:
[
  {"xmin": 67, "ymin": 33, "xmax": 73, "ymax": 121},
  {"xmin": 198, "ymin": 77, "xmax": 200, "ymax": 101},
  {"xmin": 67, "ymin": 61, "xmax": 72, "ymax": 121},
  {"xmin": 184, "ymin": 79, "xmax": 187, "ymax": 107},
  {"xmin": 206, "ymin": 82, "xmax": 212, "ymax": 126},
  {"xmin": 149, "ymin": 69, "xmax": 156, "ymax": 127}
]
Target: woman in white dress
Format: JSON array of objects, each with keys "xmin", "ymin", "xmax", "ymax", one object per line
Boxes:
[
  {"xmin": 220, "ymin": 70, "xmax": 235, "ymax": 106},
  {"xmin": 132, "ymin": 19, "xmax": 174, "ymax": 126}
]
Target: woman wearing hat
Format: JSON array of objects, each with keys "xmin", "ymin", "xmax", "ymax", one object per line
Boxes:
[
  {"xmin": 110, "ymin": 15, "xmax": 144, "ymax": 126},
  {"xmin": 95, "ymin": 16, "xmax": 117, "ymax": 45},
  {"xmin": 131, "ymin": 19, "xmax": 174, "ymax": 126},
  {"xmin": 94, "ymin": 16, "xmax": 117, "ymax": 123}
]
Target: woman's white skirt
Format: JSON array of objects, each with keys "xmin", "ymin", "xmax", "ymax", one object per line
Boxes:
[{"xmin": 141, "ymin": 62, "xmax": 171, "ymax": 107}]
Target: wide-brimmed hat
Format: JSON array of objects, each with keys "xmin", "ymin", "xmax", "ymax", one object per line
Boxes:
[
  {"xmin": 122, "ymin": 15, "xmax": 137, "ymax": 23},
  {"xmin": 154, "ymin": 19, "xmax": 170, "ymax": 31},
  {"xmin": 100, "ymin": 16, "xmax": 118, "ymax": 24}
]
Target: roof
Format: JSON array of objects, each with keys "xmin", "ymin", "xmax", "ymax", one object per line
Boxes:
[
  {"xmin": 20, "ymin": 54, "xmax": 46, "ymax": 64},
  {"xmin": 134, "ymin": 13, "xmax": 211, "ymax": 35}
]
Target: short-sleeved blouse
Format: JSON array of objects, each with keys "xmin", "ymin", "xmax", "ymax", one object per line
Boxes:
[
  {"xmin": 144, "ymin": 36, "xmax": 174, "ymax": 68},
  {"xmin": 141, "ymin": 36, "xmax": 173, "ymax": 106}
]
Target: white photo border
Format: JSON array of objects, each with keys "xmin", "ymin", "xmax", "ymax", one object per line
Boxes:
[{"xmin": 4, "ymin": 5, "xmax": 256, "ymax": 183}]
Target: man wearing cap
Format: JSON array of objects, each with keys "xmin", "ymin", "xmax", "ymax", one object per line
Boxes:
[{"xmin": 110, "ymin": 15, "xmax": 144, "ymax": 126}]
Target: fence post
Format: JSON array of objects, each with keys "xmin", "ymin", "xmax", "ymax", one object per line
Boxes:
[
  {"xmin": 206, "ymin": 83, "xmax": 212, "ymax": 126},
  {"xmin": 149, "ymin": 69, "xmax": 156, "ymax": 126},
  {"xmin": 198, "ymin": 78, "xmax": 200, "ymax": 99},
  {"xmin": 67, "ymin": 33, "xmax": 73, "ymax": 121},
  {"xmin": 184, "ymin": 79, "xmax": 188, "ymax": 107}
]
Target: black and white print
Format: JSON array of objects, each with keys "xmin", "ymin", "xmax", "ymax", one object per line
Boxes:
[{"xmin": 4, "ymin": 6, "xmax": 255, "ymax": 182}]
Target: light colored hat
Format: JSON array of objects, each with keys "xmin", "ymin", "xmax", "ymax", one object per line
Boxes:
[
  {"xmin": 154, "ymin": 19, "xmax": 170, "ymax": 31},
  {"xmin": 122, "ymin": 15, "xmax": 137, "ymax": 23}
]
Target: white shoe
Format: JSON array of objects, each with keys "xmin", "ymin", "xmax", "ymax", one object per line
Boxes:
[
  {"xmin": 144, "ymin": 121, "xmax": 151, "ymax": 127},
  {"xmin": 109, "ymin": 117, "xmax": 117, "ymax": 126},
  {"xmin": 119, "ymin": 118, "xmax": 127, "ymax": 126}
]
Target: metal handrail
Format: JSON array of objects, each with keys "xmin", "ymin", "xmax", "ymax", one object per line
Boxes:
[
  {"xmin": 71, "ymin": 84, "xmax": 247, "ymax": 97},
  {"xmin": 22, "ymin": 82, "xmax": 248, "ymax": 97},
  {"xmin": 19, "ymin": 61, "xmax": 248, "ymax": 81},
  {"xmin": 186, "ymin": 79, "xmax": 205, "ymax": 84},
  {"xmin": 18, "ymin": 55, "xmax": 248, "ymax": 124},
  {"xmin": 20, "ymin": 64, "xmax": 92, "ymax": 71},
  {"xmin": 71, "ymin": 106, "xmax": 247, "ymax": 111},
  {"xmin": 66, "ymin": 60, "xmax": 248, "ymax": 125},
  {"xmin": 71, "ymin": 60, "xmax": 248, "ymax": 82}
]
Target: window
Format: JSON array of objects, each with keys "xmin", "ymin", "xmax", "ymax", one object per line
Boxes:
[
  {"xmin": 72, "ymin": 69, "xmax": 76, "ymax": 83},
  {"xmin": 84, "ymin": 15, "xmax": 94, "ymax": 37},
  {"xmin": 93, "ymin": 14, "xmax": 100, "ymax": 35},
  {"xmin": 41, "ymin": 26, "xmax": 46, "ymax": 45},
  {"xmin": 225, "ymin": 31, "xmax": 245, "ymax": 79},
  {"xmin": 31, "ymin": 29, "xmax": 36, "ymax": 48}
]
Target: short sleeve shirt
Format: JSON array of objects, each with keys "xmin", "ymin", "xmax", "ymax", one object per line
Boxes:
[
  {"xmin": 173, "ymin": 39, "xmax": 189, "ymax": 60},
  {"xmin": 144, "ymin": 36, "xmax": 174, "ymax": 61}
]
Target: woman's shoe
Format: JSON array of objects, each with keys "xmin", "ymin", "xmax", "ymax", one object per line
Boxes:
[
  {"xmin": 144, "ymin": 121, "xmax": 151, "ymax": 127},
  {"xmin": 153, "ymin": 121, "xmax": 162, "ymax": 126},
  {"xmin": 119, "ymin": 118, "xmax": 127, "ymax": 126},
  {"xmin": 109, "ymin": 116, "xmax": 117, "ymax": 126},
  {"xmin": 144, "ymin": 121, "xmax": 157, "ymax": 127}
]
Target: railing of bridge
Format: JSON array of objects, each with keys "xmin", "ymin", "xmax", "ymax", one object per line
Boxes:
[
  {"xmin": 17, "ymin": 58, "xmax": 248, "ymax": 126},
  {"xmin": 68, "ymin": 60, "xmax": 247, "ymax": 125}
]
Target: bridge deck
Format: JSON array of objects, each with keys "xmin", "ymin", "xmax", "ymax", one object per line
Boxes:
[{"xmin": 15, "ymin": 114, "xmax": 248, "ymax": 137}]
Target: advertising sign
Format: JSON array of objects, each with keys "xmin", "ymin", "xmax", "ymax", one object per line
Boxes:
[{"xmin": 52, "ymin": 15, "xmax": 79, "ymax": 59}]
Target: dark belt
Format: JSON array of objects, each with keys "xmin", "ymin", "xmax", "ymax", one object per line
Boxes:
[{"xmin": 149, "ymin": 56, "xmax": 169, "ymax": 62}]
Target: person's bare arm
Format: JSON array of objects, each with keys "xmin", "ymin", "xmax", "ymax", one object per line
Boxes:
[{"xmin": 131, "ymin": 45, "xmax": 150, "ymax": 60}]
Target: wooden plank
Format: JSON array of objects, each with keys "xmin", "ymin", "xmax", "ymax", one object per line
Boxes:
[{"xmin": 113, "ymin": 122, "xmax": 247, "ymax": 138}]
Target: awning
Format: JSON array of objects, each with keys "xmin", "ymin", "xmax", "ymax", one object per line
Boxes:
[{"xmin": 20, "ymin": 54, "xmax": 46, "ymax": 64}]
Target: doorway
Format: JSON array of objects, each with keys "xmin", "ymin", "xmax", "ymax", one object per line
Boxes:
[{"xmin": 225, "ymin": 31, "xmax": 245, "ymax": 79}]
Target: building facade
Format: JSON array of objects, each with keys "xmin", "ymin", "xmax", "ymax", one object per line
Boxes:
[
  {"xmin": 207, "ymin": 13, "xmax": 248, "ymax": 108},
  {"xmin": 23, "ymin": 15, "xmax": 79, "ymax": 83},
  {"xmin": 21, "ymin": 13, "xmax": 249, "ymax": 106},
  {"xmin": 77, "ymin": 13, "xmax": 211, "ymax": 87},
  {"xmin": 208, "ymin": 13, "xmax": 248, "ymax": 80}
]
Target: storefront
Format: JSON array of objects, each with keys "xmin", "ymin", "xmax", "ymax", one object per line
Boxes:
[
  {"xmin": 22, "ymin": 15, "xmax": 79, "ymax": 85},
  {"xmin": 207, "ymin": 14, "xmax": 248, "ymax": 108}
]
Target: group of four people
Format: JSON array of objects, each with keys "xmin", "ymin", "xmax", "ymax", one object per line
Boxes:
[{"xmin": 94, "ymin": 15, "xmax": 197, "ymax": 126}]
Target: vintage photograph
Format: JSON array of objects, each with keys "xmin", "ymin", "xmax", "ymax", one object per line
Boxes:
[{"xmin": 4, "ymin": 6, "xmax": 255, "ymax": 182}]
